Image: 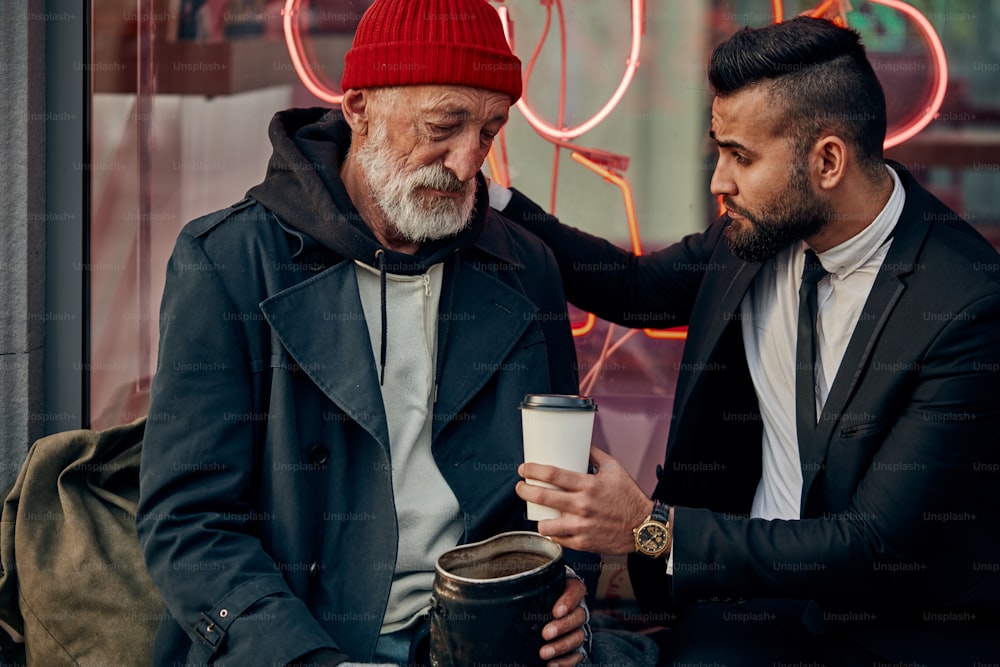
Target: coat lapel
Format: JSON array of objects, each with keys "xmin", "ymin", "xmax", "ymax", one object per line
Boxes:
[
  {"xmin": 799, "ymin": 270, "xmax": 906, "ymax": 496},
  {"xmin": 432, "ymin": 254, "xmax": 536, "ymax": 440},
  {"xmin": 671, "ymin": 258, "xmax": 763, "ymax": 433},
  {"xmin": 258, "ymin": 227, "xmax": 544, "ymax": 446},
  {"xmin": 260, "ymin": 262, "xmax": 390, "ymax": 450},
  {"xmin": 799, "ymin": 178, "xmax": 932, "ymax": 504}
]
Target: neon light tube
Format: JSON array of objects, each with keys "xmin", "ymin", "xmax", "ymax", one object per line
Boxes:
[
  {"xmin": 807, "ymin": 0, "xmax": 837, "ymax": 19},
  {"xmin": 283, "ymin": 0, "xmax": 343, "ymax": 105},
  {"xmin": 501, "ymin": 0, "xmax": 645, "ymax": 141},
  {"xmin": 486, "ymin": 150, "xmax": 510, "ymax": 189},
  {"xmin": 571, "ymin": 152, "xmax": 687, "ymax": 341},
  {"xmin": 772, "ymin": 0, "xmax": 948, "ymax": 149},
  {"xmin": 872, "ymin": 0, "xmax": 948, "ymax": 148}
]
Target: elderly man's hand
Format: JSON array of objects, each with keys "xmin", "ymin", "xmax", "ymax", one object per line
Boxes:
[
  {"xmin": 540, "ymin": 572, "xmax": 589, "ymax": 667},
  {"xmin": 517, "ymin": 446, "xmax": 653, "ymax": 556}
]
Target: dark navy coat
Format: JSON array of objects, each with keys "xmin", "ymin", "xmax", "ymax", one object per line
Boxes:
[{"xmin": 137, "ymin": 196, "xmax": 596, "ymax": 666}]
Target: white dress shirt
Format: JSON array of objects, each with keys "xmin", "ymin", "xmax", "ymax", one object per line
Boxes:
[{"xmin": 743, "ymin": 166, "xmax": 905, "ymax": 520}]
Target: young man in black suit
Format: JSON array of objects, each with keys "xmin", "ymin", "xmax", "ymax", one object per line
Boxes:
[{"xmin": 496, "ymin": 16, "xmax": 1000, "ymax": 666}]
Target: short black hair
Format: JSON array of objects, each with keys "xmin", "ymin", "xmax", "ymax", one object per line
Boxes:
[{"xmin": 708, "ymin": 16, "xmax": 887, "ymax": 178}]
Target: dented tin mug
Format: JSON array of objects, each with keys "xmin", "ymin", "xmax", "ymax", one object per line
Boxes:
[{"xmin": 430, "ymin": 531, "xmax": 565, "ymax": 667}]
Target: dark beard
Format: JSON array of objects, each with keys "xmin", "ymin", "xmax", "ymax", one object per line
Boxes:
[
  {"xmin": 723, "ymin": 211, "xmax": 827, "ymax": 263},
  {"xmin": 722, "ymin": 170, "xmax": 831, "ymax": 263}
]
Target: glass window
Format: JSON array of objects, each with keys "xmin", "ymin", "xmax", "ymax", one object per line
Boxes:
[
  {"xmin": 87, "ymin": 0, "xmax": 999, "ymax": 467},
  {"xmin": 88, "ymin": 1, "xmax": 368, "ymax": 427}
]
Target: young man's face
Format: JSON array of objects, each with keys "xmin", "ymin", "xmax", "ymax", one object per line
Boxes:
[
  {"xmin": 355, "ymin": 85, "xmax": 511, "ymax": 244},
  {"xmin": 709, "ymin": 85, "xmax": 832, "ymax": 262}
]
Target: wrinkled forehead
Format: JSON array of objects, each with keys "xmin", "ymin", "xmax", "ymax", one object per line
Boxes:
[{"xmin": 376, "ymin": 84, "xmax": 512, "ymax": 122}]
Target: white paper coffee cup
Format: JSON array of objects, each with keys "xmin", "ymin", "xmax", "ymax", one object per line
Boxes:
[{"xmin": 520, "ymin": 394, "xmax": 597, "ymax": 521}]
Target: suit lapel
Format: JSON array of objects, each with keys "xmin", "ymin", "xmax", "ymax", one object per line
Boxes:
[
  {"xmin": 260, "ymin": 262, "xmax": 390, "ymax": 450},
  {"xmin": 799, "ymin": 271, "xmax": 906, "ymax": 495},
  {"xmin": 799, "ymin": 180, "xmax": 932, "ymax": 504},
  {"xmin": 669, "ymin": 258, "xmax": 762, "ymax": 440}
]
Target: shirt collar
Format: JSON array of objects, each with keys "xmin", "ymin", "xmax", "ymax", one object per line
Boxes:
[{"xmin": 815, "ymin": 165, "xmax": 905, "ymax": 279}]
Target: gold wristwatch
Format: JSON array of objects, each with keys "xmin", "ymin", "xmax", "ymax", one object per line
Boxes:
[{"xmin": 633, "ymin": 500, "xmax": 671, "ymax": 558}]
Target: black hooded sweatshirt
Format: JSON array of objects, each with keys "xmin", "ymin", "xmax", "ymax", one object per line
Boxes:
[
  {"xmin": 247, "ymin": 107, "xmax": 491, "ymax": 384},
  {"xmin": 246, "ymin": 107, "xmax": 488, "ymax": 276}
]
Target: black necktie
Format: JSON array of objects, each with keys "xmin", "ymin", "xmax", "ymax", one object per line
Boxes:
[{"xmin": 796, "ymin": 249, "xmax": 829, "ymax": 443}]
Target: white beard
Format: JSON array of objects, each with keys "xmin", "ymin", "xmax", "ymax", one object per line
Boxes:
[{"xmin": 355, "ymin": 121, "xmax": 476, "ymax": 244}]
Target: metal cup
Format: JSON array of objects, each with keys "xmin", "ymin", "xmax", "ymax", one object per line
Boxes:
[{"xmin": 430, "ymin": 531, "xmax": 565, "ymax": 667}]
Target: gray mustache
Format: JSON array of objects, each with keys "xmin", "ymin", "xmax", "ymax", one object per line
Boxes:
[{"xmin": 412, "ymin": 166, "xmax": 469, "ymax": 194}]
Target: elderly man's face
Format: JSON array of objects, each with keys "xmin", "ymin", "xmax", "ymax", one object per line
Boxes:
[{"xmin": 355, "ymin": 85, "xmax": 511, "ymax": 243}]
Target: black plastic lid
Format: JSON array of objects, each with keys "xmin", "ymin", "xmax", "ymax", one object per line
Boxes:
[{"xmin": 520, "ymin": 394, "xmax": 597, "ymax": 411}]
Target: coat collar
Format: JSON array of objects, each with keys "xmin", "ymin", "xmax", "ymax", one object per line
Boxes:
[
  {"xmin": 260, "ymin": 262, "xmax": 390, "ymax": 449},
  {"xmin": 259, "ymin": 214, "xmax": 538, "ymax": 451}
]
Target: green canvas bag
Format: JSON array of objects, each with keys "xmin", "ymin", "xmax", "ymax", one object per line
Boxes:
[{"xmin": 0, "ymin": 417, "xmax": 164, "ymax": 666}]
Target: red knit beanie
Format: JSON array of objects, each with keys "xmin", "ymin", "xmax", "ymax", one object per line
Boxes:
[{"xmin": 341, "ymin": 0, "xmax": 522, "ymax": 101}]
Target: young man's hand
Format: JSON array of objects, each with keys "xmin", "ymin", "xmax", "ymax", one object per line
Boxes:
[{"xmin": 518, "ymin": 446, "xmax": 653, "ymax": 555}]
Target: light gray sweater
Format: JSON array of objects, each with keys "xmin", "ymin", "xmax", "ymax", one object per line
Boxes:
[{"xmin": 354, "ymin": 261, "xmax": 464, "ymax": 635}]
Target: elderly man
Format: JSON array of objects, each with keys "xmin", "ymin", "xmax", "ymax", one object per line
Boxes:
[{"xmin": 136, "ymin": 1, "xmax": 610, "ymax": 665}]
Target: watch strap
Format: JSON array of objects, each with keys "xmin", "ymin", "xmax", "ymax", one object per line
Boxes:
[{"xmin": 650, "ymin": 500, "xmax": 669, "ymax": 524}]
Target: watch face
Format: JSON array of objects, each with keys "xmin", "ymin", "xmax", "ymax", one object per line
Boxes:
[{"xmin": 637, "ymin": 523, "xmax": 668, "ymax": 555}]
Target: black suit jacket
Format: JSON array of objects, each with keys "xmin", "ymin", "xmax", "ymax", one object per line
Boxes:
[{"xmin": 504, "ymin": 165, "xmax": 1000, "ymax": 662}]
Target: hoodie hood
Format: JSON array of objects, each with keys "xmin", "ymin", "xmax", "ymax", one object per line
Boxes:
[{"xmin": 246, "ymin": 107, "xmax": 488, "ymax": 275}]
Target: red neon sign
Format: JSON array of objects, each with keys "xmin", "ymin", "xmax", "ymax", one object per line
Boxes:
[{"xmin": 282, "ymin": 0, "xmax": 949, "ymax": 345}]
